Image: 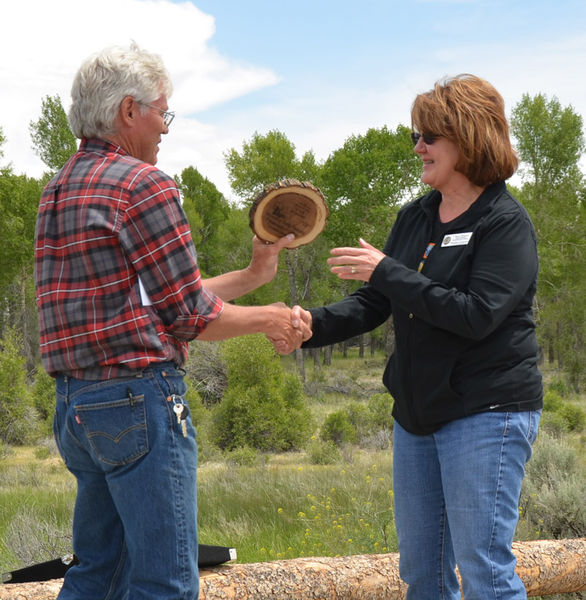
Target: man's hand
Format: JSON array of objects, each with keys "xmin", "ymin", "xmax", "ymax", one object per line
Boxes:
[
  {"xmin": 247, "ymin": 234, "xmax": 295, "ymax": 287},
  {"xmin": 268, "ymin": 304, "xmax": 313, "ymax": 355}
]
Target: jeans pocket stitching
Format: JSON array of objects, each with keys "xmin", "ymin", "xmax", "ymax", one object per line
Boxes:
[{"xmin": 76, "ymin": 397, "xmax": 149, "ymax": 467}]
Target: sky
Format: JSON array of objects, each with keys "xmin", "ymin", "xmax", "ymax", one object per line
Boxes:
[{"xmin": 2, "ymin": 0, "xmax": 586, "ymax": 202}]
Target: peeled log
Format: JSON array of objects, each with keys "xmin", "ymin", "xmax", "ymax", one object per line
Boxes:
[
  {"xmin": 512, "ymin": 538, "xmax": 586, "ymax": 596},
  {"xmin": 1, "ymin": 539, "xmax": 584, "ymax": 600},
  {"xmin": 199, "ymin": 553, "xmax": 406, "ymax": 600}
]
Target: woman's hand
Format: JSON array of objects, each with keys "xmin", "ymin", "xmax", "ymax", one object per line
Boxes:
[{"xmin": 327, "ymin": 238, "xmax": 385, "ymax": 282}]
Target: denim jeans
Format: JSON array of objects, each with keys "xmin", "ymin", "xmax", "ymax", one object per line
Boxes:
[
  {"xmin": 393, "ymin": 410, "xmax": 541, "ymax": 600},
  {"xmin": 53, "ymin": 363, "xmax": 198, "ymax": 600}
]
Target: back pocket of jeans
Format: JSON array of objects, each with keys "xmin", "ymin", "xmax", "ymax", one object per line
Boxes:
[{"xmin": 75, "ymin": 395, "xmax": 149, "ymax": 466}]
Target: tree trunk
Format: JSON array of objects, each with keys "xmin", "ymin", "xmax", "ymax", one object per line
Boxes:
[
  {"xmin": 2, "ymin": 539, "xmax": 584, "ymax": 600},
  {"xmin": 311, "ymin": 347, "xmax": 321, "ymax": 372},
  {"xmin": 323, "ymin": 345, "xmax": 332, "ymax": 366},
  {"xmin": 284, "ymin": 252, "xmax": 305, "ymax": 382}
]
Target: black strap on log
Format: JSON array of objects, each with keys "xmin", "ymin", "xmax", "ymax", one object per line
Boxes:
[{"xmin": 2, "ymin": 544, "xmax": 236, "ymax": 584}]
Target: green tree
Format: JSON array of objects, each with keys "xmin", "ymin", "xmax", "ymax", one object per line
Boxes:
[
  {"xmin": 0, "ymin": 168, "xmax": 44, "ymax": 367},
  {"xmin": 176, "ymin": 166, "xmax": 230, "ymax": 275},
  {"xmin": 511, "ymin": 94, "xmax": 583, "ymax": 191},
  {"xmin": 510, "ymin": 94, "xmax": 586, "ymax": 389},
  {"xmin": 321, "ymin": 124, "xmax": 423, "ymax": 249},
  {"xmin": 29, "ymin": 95, "xmax": 77, "ymax": 172},
  {"xmin": 0, "ymin": 327, "xmax": 40, "ymax": 444},
  {"xmin": 225, "ymin": 130, "xmax": 298, "ymax": 199}
]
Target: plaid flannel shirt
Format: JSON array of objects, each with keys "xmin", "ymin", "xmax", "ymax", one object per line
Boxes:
[{"xmin": 34, "ymin": 138, "xmax": 224, "ymax": 379}]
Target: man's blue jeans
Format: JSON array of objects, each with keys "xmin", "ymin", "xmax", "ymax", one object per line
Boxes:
[
  {"xmin": 393, "ymin": 410, "xmax": 541, "ymax": 600},
  {"xmin": 53, "ymin": 363, "xmax": 198, "ymax": 600}
]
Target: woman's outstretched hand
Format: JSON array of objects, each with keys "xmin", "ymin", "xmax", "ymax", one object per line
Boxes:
[{"xmin": 327, "ymin": 238, "xmax": 385, "ymax": 282}]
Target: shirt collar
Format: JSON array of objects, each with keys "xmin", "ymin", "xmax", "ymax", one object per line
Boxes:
[{"xmin": 79, "ymin": 137, "xmax": 130, "ymax": 158}]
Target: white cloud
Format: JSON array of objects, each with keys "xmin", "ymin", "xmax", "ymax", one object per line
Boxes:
[{"xmin": 0, "ymin": 0, "xmax": 278, "ymax": 184}]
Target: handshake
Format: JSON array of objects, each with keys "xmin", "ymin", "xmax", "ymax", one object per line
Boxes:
[{"xmin": 265, "ymin": 304, "xmax": 313, "ymax": 355}]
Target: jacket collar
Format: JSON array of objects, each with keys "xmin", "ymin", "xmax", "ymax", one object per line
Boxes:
[{"xmin": 419, "ymin": 181, "xmax": 507, "ymax": 224}]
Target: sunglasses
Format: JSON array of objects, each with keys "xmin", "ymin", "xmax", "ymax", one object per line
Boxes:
[{"xmin": 411, "ymin": 131, "xmax": 439, "ymax": 146}]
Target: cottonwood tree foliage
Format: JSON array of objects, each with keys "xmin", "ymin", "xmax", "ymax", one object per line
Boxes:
[
  {"xmin": 511, "ymin": 94, "xmax": 586, "ymax": 390},
  {"xmin": 0, "ymin": 128, "xmax": 44, "ymax": 369},
  {"xmin": 29, "ymin": 95, "xmax": 77, "ymax": 172},
  {"xmin": 320, "ymin": 124, "xmax": 424, "ymax": 249},
  {"xmin": 176, "ymin": 166, "xmax": 230, "ymax": 276},
  {"xmin": 224, "ymin": 130, "xmax": 317, "ymax": 199}
]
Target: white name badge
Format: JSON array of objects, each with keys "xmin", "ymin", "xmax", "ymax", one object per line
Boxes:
[{"xmin": 441, "ymin": 232, "xmax": 473, "ymax": 247}]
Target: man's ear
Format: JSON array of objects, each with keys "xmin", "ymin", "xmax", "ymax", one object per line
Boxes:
[{"xmin": 118, "ymin": 96, "xmax": 137, "ymax": 128}]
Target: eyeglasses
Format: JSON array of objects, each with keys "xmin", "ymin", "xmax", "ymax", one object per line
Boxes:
[
  {"xmin": 411, "ymin": 131, "xmax": 438, "ymax": 146},
  {"xmin": 143, "ymin": 103, "xmax": 175, "ymax": 127}
]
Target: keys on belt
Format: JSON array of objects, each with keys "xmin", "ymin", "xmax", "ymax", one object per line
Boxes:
[{"xmin": 169, "ymin": 395, "xmax": 188, "ymax": 437}]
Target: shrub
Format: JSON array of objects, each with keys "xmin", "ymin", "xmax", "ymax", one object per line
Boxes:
[
  {"xmin": 520, "ymin": 432, "xmax": 586, "ymax": 539},
  {"xmin": 184, "ymin": 341, "xmax": 227, "ymax": 406},
  {"xmin": 321, "ymin": 410, "xmax": 356, "ymax": 446},
  {"xmin": 224, "ymin": 446, "xmax": 262, "ymax": 467},
  {"xmin": 211, "ymin": 335, "xmax": 313, "ymax": 452},
  {"xmin": 539, "ymin": 410, "xmax": 570, "ymax": 438},
  {"xmin": 307, "ymin": 438, "xmax": 342, "ymax": 465},
  {"xmin": 547, "ymin": 377, "xmax": 570, "ymax": 397},
  {"xmin": 185, "ymin": 386, "xmax": 207, "ymax": 427},
  {"xmin": 543, "ymin": 389, "xmax": 564, "ymax": 412},
  {"xmin": 345, "ymin": 402, "xmax": 372, "ymax": 441},
  {"xmin": 360, "ymin": 429, "xmax": 393, "ymax": 450},
  {"xmin": 320, "ymin": 394, "xmax": 395, "ymax": 449},
  {"xmin": 367, "ymin": 393, "xmax": 394, "ymax": 431},
  {"xmin": 542, "ymin": 388, "xmax": 585, "ymax": 434},
  {"xmin": 560, "ymin": 402, "xmax": 585, "ymax": 432}
]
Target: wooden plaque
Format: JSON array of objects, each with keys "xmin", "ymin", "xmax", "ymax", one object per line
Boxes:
[{"xmin": 249, "ymin": 179, "xmax": 329, "ymax": 249}]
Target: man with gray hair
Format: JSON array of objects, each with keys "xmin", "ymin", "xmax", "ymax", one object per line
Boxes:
[{"xmin": 34, "ymin": 43, "xmax": 309, "ymax": 600}]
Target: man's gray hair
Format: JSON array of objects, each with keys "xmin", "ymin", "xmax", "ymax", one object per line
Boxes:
[{"xmin": 68, "ymin": 42, "xmax": 173, "ymax": 139}]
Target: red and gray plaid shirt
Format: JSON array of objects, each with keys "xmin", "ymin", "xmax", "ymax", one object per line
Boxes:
[{"xmin": 34, "ymin": 138, "xmax": 224, "ymax": 379}]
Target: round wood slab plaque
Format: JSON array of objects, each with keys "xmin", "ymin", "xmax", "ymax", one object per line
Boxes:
[{"xmin": 249, "ymin": 179, "xmax": 329, "ymax": 249}]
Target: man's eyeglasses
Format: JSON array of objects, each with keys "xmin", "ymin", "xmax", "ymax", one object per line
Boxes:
[
  {"xmin": 411, "ymin": 131, "xmax": 438, "ymax": 146},
  {"xmin": 143, "ymin": 103, "xmax": 175, "ymax": 127}
]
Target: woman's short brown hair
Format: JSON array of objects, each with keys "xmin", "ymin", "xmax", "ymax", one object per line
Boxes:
[{"xmin": 411, "ymin": 74, "xmax": 518, "ymax": 187}]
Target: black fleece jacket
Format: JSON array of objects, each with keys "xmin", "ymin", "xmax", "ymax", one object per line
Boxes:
[{"xmin": 303, "ymin": 182, "xmax": 543, "ymax": 435}]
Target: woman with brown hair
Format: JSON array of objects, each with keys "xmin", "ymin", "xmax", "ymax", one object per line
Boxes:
[{"xmin": 293, "ymin": 74, "xmax": 543, "ymax": 599}]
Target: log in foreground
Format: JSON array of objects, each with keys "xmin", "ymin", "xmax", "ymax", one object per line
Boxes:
[{"xmin": 1, "ymin": 538, "xmax": 584, "ymax": 600}]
